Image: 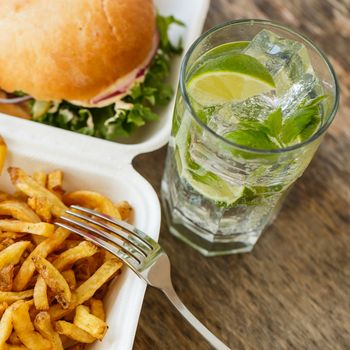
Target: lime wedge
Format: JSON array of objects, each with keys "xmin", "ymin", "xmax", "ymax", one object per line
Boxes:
[
  {"xmin": 199, "ymin": 41, "xmax": 249, "ymax": 61},
  {"xmin": 174, "ymin": 118, "xmax": 244, "ymax": 205},
  {"xmin": 183, "ymin": 170, "xmax": 245, "ymax": 204},
  {"xmin": 187, "ymin": 54, "xmax": 275, "ymax": 106}
]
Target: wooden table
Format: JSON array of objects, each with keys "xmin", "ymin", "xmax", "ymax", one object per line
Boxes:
[{"xmin": 133, "ymin": 1, "xmax": 350, "ymax": 349}]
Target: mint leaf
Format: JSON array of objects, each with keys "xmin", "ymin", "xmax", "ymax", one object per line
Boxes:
[
  {"xmin": 238, "ymin": 120, "xmax": 271, "ymax": 135},
  {"xmin": 225, "ymin": 129, "xmax": 278, "ymax": 150},
  {"xmin": 280, "ymin": 96, "xmax": 324, "ymax": 144},
  {"xmin": 298, "ymin": 114, "xmax": 321, "ymax": 141},
  {"xmin": 215, "ymin": 184, "xmax": 284, "ymax": 208},
  {"xmin": 220, "ymin": 94, "xmax": 323, "ymax": 153},
  {"xmin": 264, "ymin": 107, "xmax": 282, "ymax": 138}
]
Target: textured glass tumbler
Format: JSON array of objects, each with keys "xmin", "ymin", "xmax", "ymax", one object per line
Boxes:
[{"xmin": 161, "ymin": 20, "xmax": 339, "ymax": 256}]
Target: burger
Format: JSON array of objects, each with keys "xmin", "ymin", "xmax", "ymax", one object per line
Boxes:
[{"xmin": 0, "ymin": 0, "xmax": 182, "ymax": 140}]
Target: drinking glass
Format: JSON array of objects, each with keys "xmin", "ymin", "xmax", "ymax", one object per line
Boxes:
[{"xmin": 161, "ymin": 20, "xmax": 339, "ymax": 256}]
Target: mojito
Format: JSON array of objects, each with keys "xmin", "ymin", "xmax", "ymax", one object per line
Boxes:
[{"xmin": 161, "ymin": 21, "xmax": 338, "ymax": 256}]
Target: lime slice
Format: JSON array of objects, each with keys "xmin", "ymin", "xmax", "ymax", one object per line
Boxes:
[
  {"xmin": 199, "ymin": 41, "xmax": 249, "ymax": 61},
  {"xmin": 187, "ymin": 53, "xmax": 275, "ymax": 106},
  {"xmin": 183, "ymin": 170, "xmax": 245, "ymax": 204},
  {"xmin": 174, "ymin": 119, "xmax": 244, "ymax": 204}
]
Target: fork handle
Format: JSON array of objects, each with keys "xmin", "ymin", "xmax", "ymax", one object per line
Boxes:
[{"xmin": 162, "ymin": 285, "xmax": 231, "ymax": 350}]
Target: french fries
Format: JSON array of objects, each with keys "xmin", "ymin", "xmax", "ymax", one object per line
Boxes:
[
  {"xmin": 32, "ymin": 171, "xmax": 47, "ymax": 188},
  {"xmin": 32, "ymin": 256, "xmax": 71, "ymax": 309},
  {"xmin": 55, "ymin": 321, "xmax": 96, "ymax": 343},
  {"xmin": 53, "ymin": 241, "xmax": 98, "ymax": 272},
  {"xmin": 4, "ymin": 345, "xmax": 29, "ymax": 350},
  {"xmin": 90, "ymin": 298, "xmax": 105, "ymax": 321},
  {"xmin": 0, "ymin": 302, "xmax": 7, "ymax": 318},
  {"xmin": 0, "ymin": 290, "xmax": 33, "ymax": 303},
  {"xmin": 0, "ymin": 264, "xmax": 15, "ymax": 291},
  {"xmin": 0, "ymin": 136, "xmax": 6, "ymax": 174},
  {"xmin": 8, "ymin": 167, "xmax": 67, "ymax": 217},
  {"xmin": 63, "ymin": 191, "xmax": 121, "ymax": 219},
  {"xmin": 73, "ymin": 258, "xmax": 122, "ymax": 306},
  {"xmin": 0, "ymin": 301, "xmax": 22, "ymax": 348},
  {"xmin": 0, "ymin": 220, "xmax": 54, "ymax": 237},
  {"xmin": 49, "ymin": 258, "xmax": 122, "ymax": 321},
  {"xmin": 61, "ymin": 270, "xmax": 76, "ymax": 291},
  {"xmin": 13, "ymin": 228, "xmax": 70, "ymax": 291},
  {"xmin": 47, "ymin": 170, "xmax": 63, "ymax": 191},
  {"xmin": 115, "ymin": 200, "xmax": 133, "ymax": 221},
  {"xmin": 0, "ymin": 162, "xmax": 130, "ymax": 349},
  {"xmin": 33, "ymin": 276, "xmax": 49, "ymax": 311},
  {"xmin": 0, "ymin": 200, "xmax": 40, "ymax": 223},
  {"xmin": 12, "ymin": 301, "xmax": 51, "ymax": 350},
  {"xmin": 0, "ymin": 241, "xmax": 30, "ymax": 270},
  {"xmin": 34, "ymin": 312, "xmax": 64, "ymax": 350},
  {"xmin": 47, "ymin": 170, "xmax": 64, "ymax": 198},
  {"xmin": 0, "ymin": 191, "xmax": 10, "ymax": 202},
  {"xmin": 27, "ymin": 196, "xmax": 52, "ymax": 223},
  {"xmin": 64, "ymin": 344, "xmax": 85, "ymax": 350},
  {"xmin": 8, "ymin": 331, "xmax": 22, "ymax": 345},
  {"xmin": 73, "ymin": 305, "xmax": 108, "ymax": 340}
]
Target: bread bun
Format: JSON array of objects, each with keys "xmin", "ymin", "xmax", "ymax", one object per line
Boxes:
[{"xmin": 0, "ymin": 0, "xmax": 156, "ymax": 103}]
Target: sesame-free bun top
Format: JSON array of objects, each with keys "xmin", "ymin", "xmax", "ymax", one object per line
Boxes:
[{"xmin": 0, "ymin": 0, "xmax": 156, "ymax": 103}]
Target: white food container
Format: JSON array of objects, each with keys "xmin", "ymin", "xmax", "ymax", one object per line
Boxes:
[{"xmin": 0, "ymin": 0, "xmax": 209, "ymax": 348}]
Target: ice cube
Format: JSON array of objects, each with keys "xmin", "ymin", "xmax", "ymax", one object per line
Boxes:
[
  {"xmin": 244, "ymin": 30, "xmax": 314, "ymax": 90},
  {"xmin": 244, "ymin": 30, "xmax": 321, "ymax": 115},
  {"xmin": 206, "ymin": 93, "xmax": 276, "ymax": 136},
  {"xmin": 278, "ymin": 74, "xmax": 320, "ymax": 115},
  {"xmin": 206, "ymin": 103, "xmax": 240, "ymax": 136},
  {"xmin": 229, "ymin": 93, "xmax": 276, "ymax": 122}
]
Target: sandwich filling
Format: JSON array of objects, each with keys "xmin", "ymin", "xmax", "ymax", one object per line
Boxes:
[{"xmin": 72, "ymin": 31, "xmax": 160, "ymax": 108}]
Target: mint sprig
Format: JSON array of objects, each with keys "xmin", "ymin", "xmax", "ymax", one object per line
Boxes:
[
  {"xmin": 224, "ymin": 95, "xmax": 325, "ymax": 151},
  {"xmin": 280, "ymin": 95, "xmax": 324, "ymax": 145}
]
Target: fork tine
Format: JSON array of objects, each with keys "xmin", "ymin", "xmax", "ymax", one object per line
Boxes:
[
  {"xmin": 65, "ymin": 208, "xmax": 148, "ymax": 257},
  {"xmin": 71, "ymin": 205, "xmax": 155, "ymax": 250},
  {"xmin": 55, "ymin": 221, "xmax": 140, "ymax": 274},
  {"xmin": 58, "ymin": 215, "xmax": 143, "ymax": 264}
]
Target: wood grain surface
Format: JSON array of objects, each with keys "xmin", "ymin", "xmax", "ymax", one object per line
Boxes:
[{"xmin": 133, "ymin": 1, "xmax": 350, "ymax": 349}]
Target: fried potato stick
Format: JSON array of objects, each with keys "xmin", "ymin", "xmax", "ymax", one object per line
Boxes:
[
  {"xmin": 73, "ymin": 305, "xmax": 107, "ymax": 340},
  {"xmin": 0, "ymin": 301, "xmax": 24, "ymax": 348},
  {"xmin": 13, "ymin": 228, "xmax": 70, "ymax": 291},
  {"xmin": 0, "ymin": 241, "xmax": 30, "ymax": 270},
  {"xmin": 33, "ymin": 276, "xmax": 49, "ymax": 311},
  {"xmin": 63, "ymin": 191, "xmax": 121, "ymax": 219},
  {"xmin": 0, "ymin": 221, "xmax": 54, "ymax": 237},
  {"xmin": 0, "ymin": 200, "xmax": 40, "ymax": 223},
  {"xmin": 12, "ymin": 301, "xmax": 51, "ymax": 350},
  {"xmin": 50, "ymin": 259, "xmax": 122, "ymax": 320},
  {"xmin": 32, "ymin": 256, "xmax": 71, "ymax": 309},
  {"xmin": 8, "ymin": 168, "xmax": 67, "ymax": 217},
  {"xmin": 34, "ymin": 312, "xmax": 64, "ymax": 350},
  {"xmin": 55, "ymin": 321, "xmax": 96, "ymax": 343},
  {"xmin": 53, "ymin": 241, "xmax": 98, "ymax": 271}
]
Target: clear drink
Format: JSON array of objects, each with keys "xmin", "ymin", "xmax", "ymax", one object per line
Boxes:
[{"xmin": 161, "ymin": 20, "xmax": 339, "ymax": 256}]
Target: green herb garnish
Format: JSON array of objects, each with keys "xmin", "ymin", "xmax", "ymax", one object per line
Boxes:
[{"xmin": 224, "ymin": 95, "xmax": 325, "ymax": 151}]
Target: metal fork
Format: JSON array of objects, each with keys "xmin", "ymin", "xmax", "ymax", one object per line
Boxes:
[{"xmin": 56, "ymin": 205, "xmax": 230, "ymax": 350}]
